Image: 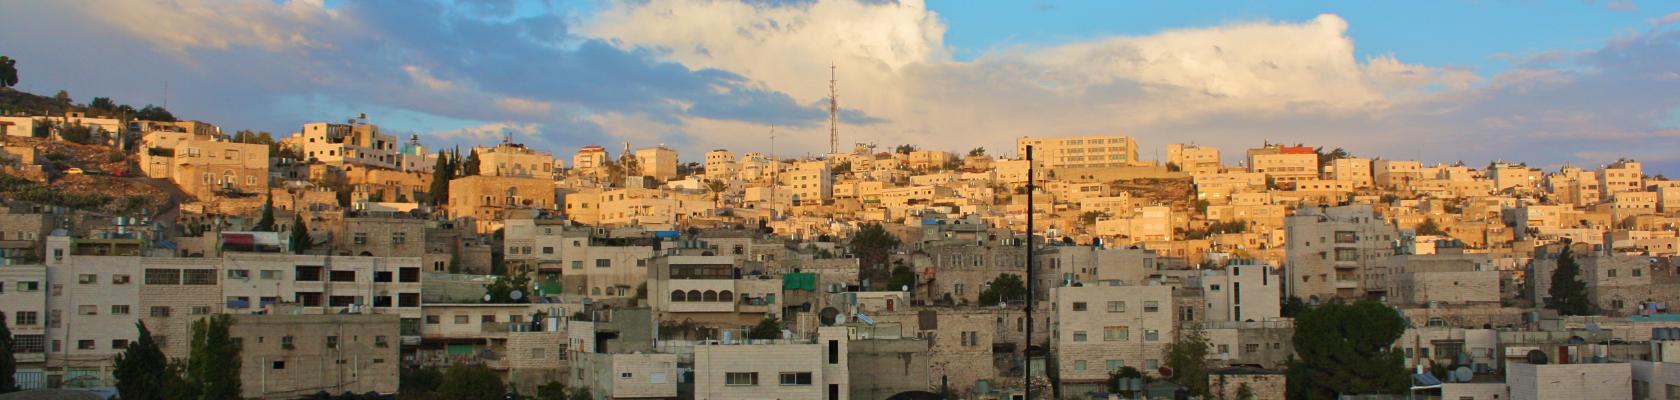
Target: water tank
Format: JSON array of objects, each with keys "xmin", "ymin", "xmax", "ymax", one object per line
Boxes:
[{"xmin": 1526, "ymin": 349, "xmax": 1549, "ymax": 365}]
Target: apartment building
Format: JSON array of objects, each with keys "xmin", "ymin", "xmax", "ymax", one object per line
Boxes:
[
  {"xmin": 1374, "ymin": 159, "xmax": 1424, "ymax": 190},
  {"xmin": 0, "ymin": 264, "xmax": 48, "ymax": 389},
  {"xmin": 1246, "ymin": 145, "xmax": 1318, "ymax": 185},
  {"xmin": 1599, "ymin": 160, "xmax": 1643, "ymax": 198},
  {"xmin": 478, "ymin": 143, "xmax": 559, "ymax": 179},
  {"xmin": 1201, "ymin": 261, "xmax": 1280, "ymax": 323},
  {"xmin": 1507, "ymin": 361, "xmax": 1631, "ymax": 400},
  {"xmin": 1285, "ymin": 205, "xmax": 1400, "ymax": 302},
  {"xmin": 446, "ymin": 174, "xmax": 558, "ymax": 231},
  {"xmin": 1328, "ymin": 157, "xmax": 1374, "ymax": 188},
  {"xmin": 1491, "ymin": 162, "xmax": 1543, "ymax": 192},
  {"xmin": 138, "ymin": 132, "xmax": 270, "ymax": 199},
  {"xmin": 573, "ymin": 145, "xmax": 610, "ymax": 179},
  {"xmin": 0, "ymin": 209, "xmax": 55, "ymax": 264},
  {"xmin": 1548, "ymin": 165, "xmax": 1603, "ymax": 206},
  {"xmin": 570, "ymin": 351, "xmax": 680, "ymax": 400},
  {"xmin": 635, "ymin": 146, "xmax": 679, "ymax": 182},
  {"xmin": 231, "ymin": 313, "xmax": 401, "ymax": 399},
  {"xmin": 1050, "ymin": 283, "xmax": 1175, "ymax": 393},
  {"xmin": 781, "ymin": 160, "xmax": 833, "ymax": 206},
  {"xmin": 289, "ymin": 122, "xmax": 406, "ymax": 171},
  {"xmin": 502, "ymin": 224, "xmax": 655, "ymax": 301},
  {"xmin": 1166, "ymin": 143, "xmax": 1221, "ymax": 175},
  {"xmin": 691, "ymin": 327, "xmax": 850, "ymax": 400},
  {"xmin": 704, "ymin": 149, "xmax": 737, "ymax": 181},
  {"xmin": 1017, "ymin": 134, "xmax": 1140, "ymax": 170},
  {"xmin": 648, "ymin": 255, "xmax": 780, "ymax": 329}
]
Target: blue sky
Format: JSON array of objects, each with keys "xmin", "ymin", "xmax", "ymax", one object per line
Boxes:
[{"xmin": 2, "ymin": 0, "xmax": 1677, "ymax": 173}]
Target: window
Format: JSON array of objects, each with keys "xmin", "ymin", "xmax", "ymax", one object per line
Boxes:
[
  {"xmin": 1143, "ymin": 301, "xmax": 1160, "ymax": 313},
  {"xmin": 1107, "ymin": 301, "xmax": 1126, "ymax": 312},
  {"xmin": 1245, "ymin": 343, "xmax": 1260, "ymax": 354},
  {"xmin": 190, "ymin": 306, "xmax": 212, "ymax": 315},
  {"xmin": 226, "ymin": 269, "xmax": 249, "ymax": 280},
  {"xmin": 150, "ymin": 307, "xmax": 171, "ymax": 317},
  {"xmin": 571, "ymin": 261, "xmax": 583, "ymax": 269},
  {"xmin": 1608, "ymin": 269, "xmax": 1618, "ymax": 278},
  {"xmin": 79, "ymin": 274, "xmax": 97, "ymax": 284},
  {"xmin": 828, "ymin": 340, "xmax": 840, "ymax": 364},
  {"xmin": 1074, "ymin": 360, "xmax": 1087, "ymax": 371},
  {"xmin": 1072, "ymin": 302, "xmax": 1087, "ymax": 311},
  {"xmin": 281, "ymin": 336, "xmax": 295, "ymax": 349},
  {"xmin": 17, "ymin": 281, "xmax": 39, "ymax": 291},
  {"xmin": 426, "ymin": 315, "xmax": 441, "ymax": 324},
  {"xmin": 273, "ymin": 361, "xmax": 286, "ymax": 370},
  {"xmin": 326, "ymin": 336, "xmax": 338, "ymax": 349},
  {"xmin": 113, "ymin": 275, "xmax": 131, "ymax": 284},
  {"xmin": 78, "ymin": 305, "xmax": 98, "ymax": 315},
  {"xmin": 295, "ymin": 266, "xmax": 323, "ymax": 281},
  {"xmin": 111, "ymin": 305, "xmax": 130, "ymax": 315},
  {"xmin": 454, "ymin": 315, "xmax": 469, "ymax": 324},
  {"xmin": 375, "ymin": 336, "xmax": 389, "ymax": 348},
  {"xmin": 260, "ymin": 270, "xmax": 282, "ymax": 280},
  {"xmin": 374, "ymin": 271, "xmax": 393, "ymax": 282},
  {"xmin": 725, "ymin": 372, "xmax": 759, "ymax": 386},
  {"xmin": 14, "ymin": 335, "xmax": 44, "ymax": 353},
  {"xmin": 542, "ymin": 246, "xmax": 554, "ymax": 254},
  {"xmin": 779, "ymin": 372, "xmax": 813, "ymax": 385},
  {"xmin": 399, "ymin": 268, "xmax": 420, "ymax": 282},
  {"xmin": 113, "ymin": 339, "xmax": 129, "ymax": 349},
  {"xmin": 596, "ymin": 259, "xmax": 611, "ymax": 268},
  {"xmin": 354, "ymin": 233, "xmax": 368, "ymax": 244},
  {"xmin": 183, "ymin": 269, "xmax": 217, "ymax": 285},
  {"xmin": 392, "ymin": 232, "xmax": 406, "ymax": 244},
  {"xmin": 1334, "ymin": 231, "xmax": 1357, "ymax": 243},
  {"xmin": 1335, "ymin": 248, "xmax": 1359, "ymax": 262},
  {"xmin": 1144, "ymin": 329, "xmax": 1160, "ymax": 342},
  {"xmin": 482, "ymin": 315, "xmax": 497, "ymax": 323},
  {"xmin": 1072, "ymin": 331, "xmax": 1088, "ymax": 342},
  {"xmin": 1107, "ymin": 360, "xmax": 1124, "ymax": 372},
  {"xmin": 144, "ymin": 269, "xmax": 181, "ymax": 285},
  {"xmin": 1104, "ymin": 326, "xmax": 1129, "ymax": 341},
  {"xmin": 330, "ymin": 270, "xmax": 356, "ymax": 282},
  {"xmin": 16, "ymin": 311, "xmax": 38, "ymax": 325},
  {"xmin": 78, "ymin": 340, "xmax": 96, "ymax": 350}
]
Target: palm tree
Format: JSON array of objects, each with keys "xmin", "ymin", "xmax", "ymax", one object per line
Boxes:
[{"xmin": 705, "ymin": 179, "xmax": 728, "ymax": 207}]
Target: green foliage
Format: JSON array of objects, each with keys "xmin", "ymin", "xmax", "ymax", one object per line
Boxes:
[
  {"xmin": 430, "ymin": 151, "xmax": 454, "ymax": 206},
  {"xmin": 1163, "ymin": 325, "xmax": 1212, "ymax": 397},
  {"xmin": 136, "ymin": 104, "xmax": 176, "ymax": 122},
  {"xmin": 1236, "ymin": 382, "xmax": 1255, "ymax": 400},
  {"xmin": 0, "ymin": 56, "xmax": 17, "ymax": 88},
  {"xmin": 0, "ymin": 312, "xmax": 15, "ymax": 393},
  {"xmin": 401, "ymin": 367, "xmax": 444, "ymax": 395},
  {"xmin": 895, "ymin": 144, "xmax": 915, "ymax": 155},
  {"xmin": 437, "ymin": 364, "xmax": 505, "ymax": 400},
  {"xmin": 1286, "ymin": 300, "xmax": 1409, "ymax": 399},
  {"xmin": 54, "ymin": 90, "xmax": 70, "ymax": 103},
  {"xmin": 0, "ymin": 172, "xmax": 113, "ymax": 210},
  {"xmin": 1316, "ymin": 147, "xmax": 1352, "ymax": 166},
  {"xmin": 968, "ymin": 147, "xmax": 986, "ymax": 157},
  {"xmin": 1079, "ymin": 211, "xmax": 1108, "ymax": 226},
  {"xmin": 462, "ymin": 150, "xmax": 481, "ymax": 176},
  {"xmin": 55, "ymin": 121, "xmax": 99, "ymax": 144},
  {"xmin": 484, "ymin": 273, "xmax": 532, "ymax": 304},
  {"xmin": 535, "ymin": 381, "xmax": 568, "ymax": 400},
  {"xmin": 748, "ymin": 316, "xmax": 783, "ymax": 340},
  {"xmin": 1549, "ymin": 244, "xmax": 1594, "ymax": 316},
  {"xmin": 1281, "ymin": 296, "xmax": 1308, "ymax": 318},
  {"xmin": 187, "ymin": 314, "xmax": 241, "ymax": 400},
  {"xmin": 290, "ymin": 214, "xmax": 311, "ymax": 254},
  {"xmin": 885, "ymin": 265, "xmax": 916, "ymax": 291},
  {"xmin": 113, "ymin": 322, "xmax": 170, "ymax": 400},
  {"xmin": 253, "ymin": 194, "xmax": 277, "ymax": 232},
  {"xmin": 89, "ymin": 97, "xmax": 117, "ymax": 111},
  {"xmin": 1415, "ymin": 218, "xmax": 1446, "ymax": 236},
  {"xmin": 849, "ymin": 223, "xmax": 901, "ymax": 289},
  {"xmin": 568, "ymin": 386, "xmax": 593, "ymax": 400},
  {"xmin": 1107, "ymin": 366, "xmax": 1144, "ymax": 395},
  {"xmin": 977, "ymin": 273, "xmax": 1026, "ymax": 306},
  {"xmin": 1186, "ymin": 220, "xmax": 1248, "ymax": 239}
]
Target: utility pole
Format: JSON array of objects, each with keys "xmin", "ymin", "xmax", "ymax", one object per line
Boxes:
[
  {"xmin": 828, "ymin": 63, "xmax": 839, "ymax": 155},
  {"xmin": 1024, "ymin": 144, "xmax": 1035, "ymax": 399}
]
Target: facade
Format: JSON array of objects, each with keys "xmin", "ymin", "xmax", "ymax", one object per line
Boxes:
[
  {"xmin": 1166, "ymin": 143, "xmax": 1221, "ymax": 175},
  {"xmin": 1050, "ymin": 283, "xmax": 1175, "ymax": 393},
  {"xmin": 1016, "ymin": 134, "xmax": 1140, "ymax": 170},
  {"xmin": 781, "ymin": 160, "xmax": 834, "ymax": 206},
  {"xmin": 1201, "ymin": 262, "xmax": 1281, "ymax": 323},
  {"xmin": 478, "ymin": 143, "xmax": 559, "ymax": 179},
  {"xmin": 1285, "ymin": 205, "xmax": 1400, "ymax": 302},
  {"xmin": 138, "ymin": 132, "xmax": 270, "ymax": 199},
  {"xmin": 1246, "ymin": 145, "xmax": 1318, "ymax": 185},
  {"xmin": 290, "ymin": 122, "xmax": 404, "ymax": 171},
  {"xmin": 1507, "ymin": 361, "xmax": 1631, "ymax": 400},
  {"xmin": 691, "ymin": 327, "xmax": 850, "ymax": 400},
  {"xmin": 230, "ymin": 313, "xmax": 402, "ymax": 399},
  {"xmin": 635, "ymin": 146, "xmax": 679, "ymax": 182},
  {"xmin": 704, "ymin": 149, "xmax": 736, "ymax": 181},
  {"xmin": 574, "ymin": 145, "xmax": 610, "ymax": 178}
]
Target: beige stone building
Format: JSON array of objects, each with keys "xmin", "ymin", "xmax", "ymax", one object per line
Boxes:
[
  {"xmin": 478, "ymin": 143, "xmax": 559, "ymax": 179},
  {"xmin": 1246, "ymin": 145, "xmax": 1317, "ymax": 185},
  {"xmin": 1285, "ymin": 205, "xmax": 1400, "ymax": 302},
  {"xmin": 1328, "ymin": 157, "xmax": 1374, "ymax": 188},
  {"xmin": 1599, "ymin": 159, "xmax": 1643, "ymax": 198},
  {"xmin": 288, "ymin": 122, "xmax": 410, "ymax": 171},
  {"xmin": 573, "ymin": 145, "xmax": 610, "ymax": 179},
  {"xmin": 447, "ymin": 175, "xmax": 558, "ymax": 231},
  {"xmin": 703, "ymin": 149, "xmax": 736, "ymax": 181},
  {"xmin": 691, "ymin": 327, "xmax": 850, "ymax": 400},
  {"xmin": 1374, "ymin": 159, "xmax": 1424, "ymax": 189},
  {"xmin": 1017, "ymin": 134, "xmax": 1140, "ymax": 170},
  {"xmin": 230, "ymin": 313, "xmax": 401, "ymax": 398},
  {"xmin": 139, "ymin": 132, "xmax": 270, "ymax": 199},
  {"xmin": 1166, "ymin": 143, "xmax": 1221, "ymax": 175},
  {"xmin": 1050, "ymin": 283, "xmax": 1175, "ymax": 393}
]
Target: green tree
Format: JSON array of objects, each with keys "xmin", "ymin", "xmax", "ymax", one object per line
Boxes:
[
  {"xmin": 885, "ymin": 265, "xmax": 916, "ymax": 292},
  {"xmin": 136, "ymin": 105, "xmax": 176, "ymax": 122},
  {"xmin": 1236, "ymin": 382, "xmax": 1255, "ymax": 400},
  {"xmin": 1416, "ymin": 218, "xmax": 1446, "ymax": 236},
  {"xmin": 1280, "ymin": 296, "xmax": 1309, "ymax": 318},
  {"xmin": 429, "ymin": 151, "xmax": 453, "ymax": 206},
  {"xmin": 253, "ymin": 194, "xmax": 276, "ymax": 232},
  {"xmin": 54, "ymin": 89, "xmax": 71, "ymax": 103},
  {"xmin": 462, "ymin": 150, "xmax": 481, "ymax": 176},
  {"xmin": 0, "ymin": 56, "xmax": 17, "ymax": 88},
  {"xmin": 1107, "ymin": 366, "xmax": 1144, "ymax": 396},
  {"xmin": 89, "ymin": 97, "xmax": 117, "ymax": 111},
  {"xmin": 113, "ymin": 322, "xmax": 170, "ymax": 400},
  {"xmin": 1286, "ymin": 300, "xmax": 1408, "ymax": 399},
  {"xmin": 568, "ymin": 386, "xmax": 593, "ymax": 400},
  {"xmin": 968, "ymin": 147, "xmax": 986, "ymax": 157},
  {"xmin": 894, "ymin": 144, "xmax": 915, "ymax": 155},
  {"xmin": 849, "ymin": 223, "xmax": 900, "ymax": 289},
  {"xmin": 187, "ymin": 314, "xmax": 241, "ymax": 400},
  {"xmin": 1163, "ymin": 324, "xmax": 1212, "ymax": 397},
  {"xmin": 705, "ymin": 179, "xmax": 728, "ymax": 207},
  {"xmin": 0, "ymin": 312, "xmax": 15, "ymax": 393},
  {"xmin": 536, "ymin": 381, "xmax": 568, "ymax": 400},
  {"xmin": 290, "ymin": 214, "xmax": 311, "ymax": 254},
  {"xmin": 437, "ymin": 364, "xmax": 504, "ymax": 400},
  {"xmin": 401, "ymin": 366, "xmax": 444, "ymax": 395},
  {"xmin": 977, "ymin": 273, "xmax": 1026, "ymax": 306},
  {"xmin": 1316, "ymin": 147, "xmax": 1352, "ymax": 166},
  {"xmin": 748, "ymin": 316, "xmax": 783, "ymax": 340},
  {"xmin": 484, "ymin": 274, "xmax": 532, "ymax": 304},
  {"xmin": 1549, "ymin": 243, "xmax": 1594, "ymax": 316}
]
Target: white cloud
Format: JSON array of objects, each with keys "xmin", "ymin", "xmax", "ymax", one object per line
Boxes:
[
  {"xmin": 68, "ymin": 0, "xmax": 342, "ymax": 55},
  {"xmin": 432, "ymin": 122, "xmax": 541, "ymax": 142}
]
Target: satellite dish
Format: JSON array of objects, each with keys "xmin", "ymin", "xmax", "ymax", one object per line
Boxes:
[
  {"xmin": 1585, "ymin": 322, "xmax": 1601, "ymax": 332},
  {"xmin": 1526, "ymin": 350, "xmax": 1549, "ymax": 365},
  {"xmin": 1158, "ymin": 367, "xmax": 1174, "ymax": 379},
  {"xmin": 511, "ymin": 290, "xmax": 524, "ymax": 300},
  {"xmin": 484, "ymin": 294, "xmax": 493, "ymax": 302},
  {"xmin": 1453, "ymin": 366, "xmax": 1473, "ymax": 383}
]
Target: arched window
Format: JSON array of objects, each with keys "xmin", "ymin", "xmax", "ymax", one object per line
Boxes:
[
  {"xmin": 702, "ymin": 290, "xmax": 718, "ymax": 302},
  {"xmin": 687, "ymin": 290, "xmax": 702, "ymax": 302},
  {"xmin": 671, "ymin": 290, "xmax": 686, "ymax": 302},
  {"xmin": 719, "ymin": 290, "xmax": 734, "ymax": 302},
  {"xmin": 591, "ymin": 287, "xmax": 601, "ymax": 295}
]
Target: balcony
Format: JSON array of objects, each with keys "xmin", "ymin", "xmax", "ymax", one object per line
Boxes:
[{"xmin": 1334, "ymin": 280, "xmax": 1360, "ymax": 289}]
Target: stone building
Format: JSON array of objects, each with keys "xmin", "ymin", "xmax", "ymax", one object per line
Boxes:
[{"xmin": 230, "ymin": 313, "xmax": 401, "ymax": 399}]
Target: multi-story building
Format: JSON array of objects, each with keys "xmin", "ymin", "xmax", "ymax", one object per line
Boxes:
[
  {"xmin": 289, "ymin": 122, "xmax": 404, "ymax": 171},
  {"xmin": 0, "ymin": 209, "xmax": 55, "ymax": 264},
  {"xmin": 1285, "ymin": 205, "xmax": 1400, "ymax": 302},
  {"xmin": 1201, "ymin": 261, "xmax": 1281, "ymax": 323},
  {"xmin": 648, "ymin": 255, "xmax": 780, "ymax": 329},
  {"xmin": 477, "ymin": 143, "xmax": 559, "ymax": 179},
  {"xmin": 1246, "ymin": 145, "xmax": 1318, "ymax": 185},
  {"xmin": 704, "ymin": 149, "xmax": 737, "ymax": 181},
  {"xmin": 691, "ymin": 327, "xmax": 850, "ymax": 400},
  {"xmin": 1598, "ymin": 159, "xmax": 1643, "ymax": 198},
  {"xmin": 0, "ymin": 264, "xmax": 48, "ymax": 389},
  {"xmin": 634, "ymin": 146, "xmax": 679, "ymax": 182},
  {"xmin": 1328, "ymin": 157, "xmax": 1373, "ymax": 188},
  {"xmin": 446, "ymin": 174, "xmax": 558, "ymax": 232},
  {"xmin": 230, "ymin": 313, "xmax": 401, "ymax": 399},
  {"xmin": 1166, "ymin": 144, "xmax": 1221, "ymax": 175},
  {"xmin": 573, "ymin": 145, "xmax": 610, "ymax": 179},
  {"xmin": 138, "ymin": 132, "xmax": 270, "ymax": 199},
  {"xmin": 1050, "ymin": 283, "xmax": 1175, "ymax": 393},
  {"xmin": 781, "ymin": 160, "xmax": 833, "ymax": 206},
  {"xmin": 1017, "ymin": 134, "xmax": 1140, "ymax": 170},
  {"xmin": 1374, "ymin": 159, "xmax": 1424, "ymax": 190}
]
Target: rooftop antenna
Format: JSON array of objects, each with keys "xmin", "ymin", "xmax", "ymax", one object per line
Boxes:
[{"xmin": 828, "ymin": 63, "xmax": 839, "ymax": 155}]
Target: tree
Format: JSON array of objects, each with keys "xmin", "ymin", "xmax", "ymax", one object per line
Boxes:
[
  {"xmin": 1287, "ymin": 300, "xmax": 1408, "ymax": 399},
  {"xmin": 1415, "ymin": 218, "xmax": 1446, "ymax": 236},
  {"xmin": 0, "ymin": 312, "xmax": 15, "ymax": 393},
  {"xmin": 885, "ymin": 265, "xmax": 916, "ymax": 291},
  {"xmin": 705, "ymin": 179, "xmax": 728, "ymax": 207},
  {"xmin": 136, "ymin": 105, "xmax": 177, "ymax": 122},
  {"xmin": 535, "ymin": 381, "xmax": 568, "ymax": 400},
  {"xmin": 977, "ymin": 274, "xmax": 1026, "ymax": 306},
  {"xmin": 0, "ymin": 56, "xmax": 17, "ymax": 88},
  {"xmin": 1549, "ymin": 243, "xmax": 1594, "ymax": 316},
  {"xmin": 1079, "ymin": 211, "xmax": 1108, "ymax": 226},
  {"xmin": 113, "ymin": 322, "xmax": 169, "ymax": 400},
  {"xmin": 1316, "ymin": 147, "xmax": 1352, "ymax": 166},
  {"xmin": 1107, "ymin": 366, "xmax": 1144, "ymax": 396},
  {"xmin": 89, "ymin": 97, "xmax": 118, "ymax": 111},
  {"xmin": 484, "ymin": 274, "xmax": 532, "ymax": 304},
  {"xmin": 748, "ymin": 316, "xmax": 783, "ymax": 340},
  {"xmin": 894, "ymin": 144, "xmax": 916, "ymax": 155},
  {"xmin": 568, "ymin": 387, "xmax": 593, "ymax": 400},
  {"xmin": 54, "ymin": 89, "xmax": 71, "ymax": 103},
  {"xmin": 400, "ymin": 367, "xmax": 444, "ymax": 395},
  {"xmin": 462, "ymin": 150, "xmax": 481, "ymax": 176},
  {"xmin": 968, "ymin": 147, "xmax": 986, "ymax": 157},
  {"xmin": 290, "ymin": 214, "xmax": 311, "ymax": 254},
  {"xmin": 849, "ymin": 223, "xmax": 901, "ymax": 289},
  {"xmin": 1163, "ymin": 324, "xmax": 1212, "ymax": 397},
  {"xmin": 1236, "ymin": 382, "xmax": 1255, "ymax": 400},
  {"xmin": 187, "ymin": 314, "xmax": 241, "ymax": 400},
  {"xmin": 436, "ymin": 364, "xmax": 504, "ymax": 400},
  {"xmin": 429, "ymin": 151, "xmax": 453, "ymax": 206},
  {"xmin": 1280, "ymin": 296, "xmax": 1308, "ymax": 318},
  {"xmin": 253, "ymin": 194, "xmax": 277, "ymax": 232}
]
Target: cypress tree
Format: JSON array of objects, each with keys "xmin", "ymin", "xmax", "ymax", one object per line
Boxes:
[
  {"xmin": 187, "ymin": 315, "xmax": 241, "ymax": 400},
  {"xmin": 290, "ymin": 214, "xmax": 311, "ymax": 254},
  {"xmin": 0, "ymin": 312, "xmax": 14, "ymax": 393},
  {"xmin": 253, "ymin": 194, "xmax": 276, "ymax": 232},
  {"xmin": 430, "ymin": 151, "xmax": 453, "ymax": 205},
  {"xmin": 113, "ymin": 322, "xmax": 169, "ymax": 400},
  {"xmin": 462, "ymin": 150, "xmax": 481, "ymax": 176},
  {"xmin": 1549, "ymin": 243, "xmax": 1594, "ymax": 316}
]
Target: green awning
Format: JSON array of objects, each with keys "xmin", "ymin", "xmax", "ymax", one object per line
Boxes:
[
  {"xmin": 783, "ymin": 272, "xmax": 817, "ymax": 291},
  {"xmin": 540, "ymin": 279, "xmax": 563, "ymax": 295},
  {"xmin": 447, "ymin": 344, "xmax": 476, "ymax": 356}
]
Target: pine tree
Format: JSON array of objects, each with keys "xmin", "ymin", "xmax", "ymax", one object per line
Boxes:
[
  {"xmin": 0, "ymin": 312, "xmax": 14, "ymax": 393},
  {"xmin": 1287, "ymin": 300, "xmax": 1409, "ymax": 398},
  {"xmin": 187, "ymin": 315, "xmax": 241, "ymax": 400},
  {"xmin": 430, "ymin": 151, "xmax": 453, "ymax": 206},
  {"xmin": 1549, "ymin": 243, "xmax": 1594, "ymax": 316},
  {"xmin": 1163, "ymin": 324, "xmax": 1212, "ymax": 397},
  {"xmin": 113, "ymin": 322, "xmax": 169, "ymax": 400},
  {"xmin": 290, "ymin": 214, "xmax": 311, "ymax": 254},
  {"xmin": 748, "ymin": 316, "xmax": 783, "ymax": 340},
  {"xmin": 253, "ymin": 194, "xmax": 276, "ymax": 232},
  {"xmin": 463, "ymin": 150, "xmax": 481, "ymax": 176}
]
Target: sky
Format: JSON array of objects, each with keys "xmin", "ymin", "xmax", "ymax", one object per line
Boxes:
[{"xmin": 1, "ymin": 0, "xmax": 1677, "ymax": 174}]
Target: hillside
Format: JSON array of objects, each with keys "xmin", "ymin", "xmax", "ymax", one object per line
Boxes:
[{"xmin": 0, "ymin": 135, "xmax": 175, "ymax": 215}]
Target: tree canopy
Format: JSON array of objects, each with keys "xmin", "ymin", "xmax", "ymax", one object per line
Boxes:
[
  {"xmin": 0, "ymin": 56, "xmax": 17, "ymax": 88},
  {"xmin": 1163, "ymin": 324, "xmax": 1212, "ymax": 397},
  {"xmin": 187, "ymin": 314, "xmax": 241, "ymax": 400},
  {"xmin": 437, "ymin": 364, "xmax": 505, "ymax": 400},
  {"xmin": 1549, "ymin": 243, "xmax": 1594, "ymax": 316},
  {"xmin": 113, "ymin": 322, "xmax": 177, "ymax": 400},
  {"xmin": 748, "ymin": 316, "xmax": 783, "ymax": 340},
  {"xmin": 136, "ymin": 105, "xmax": 176, "ymax": 122},
  {"xmin": 1286, "ymin": 300, "xmax": 1409, "ymax": 399},
  {"xmin": 253, "ymin": 194, "xmax": 277, "ymax": 232},
  {"xmin": 430, "ymin": 151, "xmax": 455, "ymax": 206},
  {"xmin": 290, "ymin": 214, "xmax": 311, "ymax": 254},
  {"xmin": 977, "ymin": 273, "xmax": 1026, "ymax": 306},
  {"xmin": 0, "ymin": 312, "xmax": 16, "ymax": 393},
  {"xmin": 849, "ymin": 223, "xmax": 900, "ymax": 289}
]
